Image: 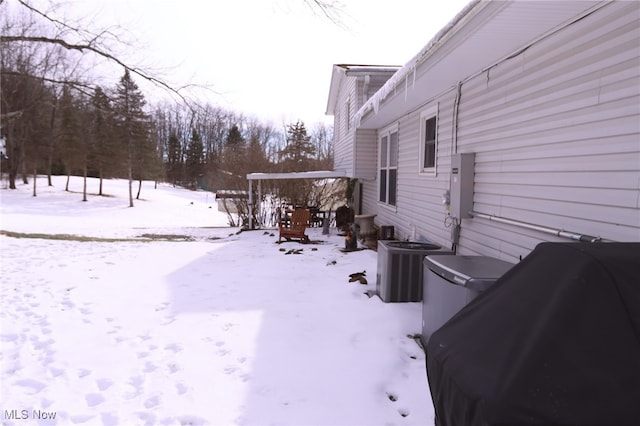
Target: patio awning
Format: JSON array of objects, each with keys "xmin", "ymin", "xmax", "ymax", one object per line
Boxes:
[
  {"xmin": 246, "ymin": 170, "xmax": 348, "ymax": 228},
  {"xmin": 247, "ymin": 170, "xmax": 346, "ymax": 180}
]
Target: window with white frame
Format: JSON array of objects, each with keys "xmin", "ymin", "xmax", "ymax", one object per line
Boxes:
[
  {"xmin": 419, "ymin": 106, "xmax": 438, "ymax": 174},
  {"xmin": 379, "ymin": 125, "xmax": 398, "ymax": 206}
]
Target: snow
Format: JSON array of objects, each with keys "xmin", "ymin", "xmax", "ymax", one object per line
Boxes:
[{"xmin": 0, "ymin": 177, "xmax": 434, "ymax": 425}]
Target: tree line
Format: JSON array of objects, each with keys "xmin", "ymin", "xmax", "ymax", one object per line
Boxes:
[
  {"xmin": 1, "ymin": 63, "xmax": 334, "ymax": 206},
  {"xmin": 1, "ymin": 0, "xmax": 338, "ymax": 226}
]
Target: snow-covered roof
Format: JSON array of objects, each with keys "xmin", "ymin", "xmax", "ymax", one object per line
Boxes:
[{"xmin": 353, "ymin": 0, "xmax": 604, "ymax": 129}]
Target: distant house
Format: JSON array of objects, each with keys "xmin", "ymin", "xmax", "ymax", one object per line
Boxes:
[{"xmin": 326, "ymin": 0, "xmax": 640, "ymax": 262}]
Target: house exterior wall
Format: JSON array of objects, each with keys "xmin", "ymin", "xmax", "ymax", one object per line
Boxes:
[
  {"xmin": 354, "ymin": 1, "xmax": 640, "ymax": 262},
  {"xmin": 456, "ymin": 1, "xmax": 640, "ymax": 261},
  {"xmin": 332, "ymin": 75, "xmax": 357, "ymax": 176},
  {"xmin": 332, "ymin": 71, "xmax": 398, "ymax": 178}
]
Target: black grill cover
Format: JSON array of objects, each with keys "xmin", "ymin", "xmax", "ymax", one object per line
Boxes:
[{"xmin": 426, "ymin": 242, "xmax": 640, "ymax": 425}]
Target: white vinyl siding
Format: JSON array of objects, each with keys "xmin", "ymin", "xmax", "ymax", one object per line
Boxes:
[
  {"xmin": 354, "ymin": 1, "xmax": 639, "ymax": 260},
  {"xmin": 354, "ymin": 129, "xmax": 377, "ymax": 180},
  {"xmin": 332, "ymin": 77, "xmax": 357, "ymax": 176},
  {"xmin": 345, "ymin": 97, "xmax": 351, "ymax": 131},
  {"xmin": 456, "ymin": 1, "xmax": 640, "ymax": 259}
]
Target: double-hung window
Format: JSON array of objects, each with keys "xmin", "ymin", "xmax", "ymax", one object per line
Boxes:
[
  {"xmin": 420, "ymin": 106, "xmax": 438, "ymax": 174},
  {"xmin": 379, "ymin": 125, "xmax": 398, "ymax": 206}
]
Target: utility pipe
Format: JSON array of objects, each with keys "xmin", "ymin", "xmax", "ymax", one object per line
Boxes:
[{"xmin": 469, "ymin": 211, "xmax": 611, "ymax": 243}]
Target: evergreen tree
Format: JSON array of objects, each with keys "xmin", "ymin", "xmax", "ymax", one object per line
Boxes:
[
  {"xmin": 275, "ymin": 120, "xmax": 320, "ymax": 207},
  {"xmin": 166, "ymin": 132, "xmax": 182, "ymax": 186},
  {"xmin": 113, "ymin": 69, "xmax": 149, "ymax": 207},
  {"xmin": 185, "ymin": 129, "xmax": 204, "ymax": 189},
  {"xmin": 90, "ymin": 86, "xmax": 116, "ymax": 196},
  {"xmin": 222, "ymin": 124, "xmax": 247, "ymax": 181},
  {"xmin": 58, "ymin": 84, "xmax": 82, "ymax": 192},
  {"xmin": 219, "ymin": 124, "xmax": 248, "ymax": 226},
  {"xmin": 247, "ymin": 135, "xmax": 268, "ymax": 172},
  {"xmin": 280, "ymin": 120, "xmax": 315, "ymax": 172},
  {"xmin": 133, "ymin": 122, "xmax": 160, "ymax": 199}
]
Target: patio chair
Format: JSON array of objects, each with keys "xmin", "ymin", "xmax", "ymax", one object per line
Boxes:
[{"xmin": 278, "ymin": 209, "xmax": 310, "ymax": 243}]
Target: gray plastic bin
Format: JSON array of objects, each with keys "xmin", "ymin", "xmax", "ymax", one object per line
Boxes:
[{"xmin": 422, "ymin": 255, "xmax": 514, "ymax": 346}]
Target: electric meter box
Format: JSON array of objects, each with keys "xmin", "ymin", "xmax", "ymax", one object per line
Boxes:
[{"xmin": 450, "ymin": 153, "xmax": 475, "ymax": 219}]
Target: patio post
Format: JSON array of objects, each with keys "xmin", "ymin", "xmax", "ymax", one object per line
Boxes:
[{"xmin": 248, "ymin": 179, "xmax": 253, "ymax": 229}]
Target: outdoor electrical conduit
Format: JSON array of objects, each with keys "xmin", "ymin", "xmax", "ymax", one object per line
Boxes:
[{"xmin": 469, "ymin": 211, "xmax": 611, "ymax": 243}]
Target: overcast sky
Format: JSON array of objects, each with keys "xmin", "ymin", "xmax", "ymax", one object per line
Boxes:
[{"xmin": 63, "ymin": 0, "xmax": 471, "ymax": 125}]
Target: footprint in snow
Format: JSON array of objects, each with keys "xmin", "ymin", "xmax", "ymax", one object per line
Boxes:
[
  {"xmin": 50, "ymin": 367, "xmax": 65, "ymax": 377},
  {"xmin": 100, "ymin": 412, "xmax": 119, "ymax": 426},
  {"xmin": 175, "ymin": 382, "xmax": 188, "ymax": 395},
  {"xmin": 398, "ymin": 409, "xmax": 410, "ymax": 418},
  {"xmin": 164, "ymin": 343, "xmax": 182, "ymax": 353},
  {"xmin": 85, "ymin": 393, "xmax": 105, "ymax": 407},
  {"xmin": 224, "ymin": 366, "xmax": 238, "ymax": 375},
  {"xmin": 14, "ymin": 378, "xmax": 47, "ymax": 393},
  {"xmin": 40, "ymin": 398, "xmax": 54, "ymax": 409},
  {"xmin": 143, "ymin": 361, "xmax": 158, "ymax": 373},
  {"xmin": 144, "ymin": 395, "xmax": 160, "ymax": 409},
  {"xmin": 216, "ymin": 348, "xmax": 230, "ymax": 357},
  {"xmin": 96, "ymin": 378, "xmax": 113, "ymax": 391}
]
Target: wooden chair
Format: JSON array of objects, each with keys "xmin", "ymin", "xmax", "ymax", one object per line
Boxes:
[{"xmin": 278, "ymin": 209, "xmax": 311, "ymax": 243}]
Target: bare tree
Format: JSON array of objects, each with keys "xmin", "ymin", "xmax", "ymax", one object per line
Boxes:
[
  {"xmin": 303, "ymin": 0, "xmax": 345, "ymax": 27},
  {"xmin": 0, "ymin": 0, "xmax": 192, "ymax": 104},
  {"xmin": 1, "ymin": 11, "xmax": 64, "ymax": 190}
]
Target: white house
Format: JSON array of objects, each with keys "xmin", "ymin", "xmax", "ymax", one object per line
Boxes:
[{"xmin": 326, "ymin": 0, "xmax": 640, "ymax": 263}]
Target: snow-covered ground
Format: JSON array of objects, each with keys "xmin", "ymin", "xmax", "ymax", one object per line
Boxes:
[{"xmin": 0, "ymin": 176, "xmax": 433, "ymax": 426}]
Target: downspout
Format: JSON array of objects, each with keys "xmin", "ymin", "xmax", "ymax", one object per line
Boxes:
[
  {"xmin": 451, "ymin": 81, "xmax": 462, "ymax": 156},
  {"xmin": 469, "ymin": 211, "xmax": 612, "ymax": 243},
  {"xmin": 447, "ymin": 81, "xmax": 464, "ymax": 252}
]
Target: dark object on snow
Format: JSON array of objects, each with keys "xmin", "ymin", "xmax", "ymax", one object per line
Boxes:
[
  {"xmin": 349, "ymin": 271, "xmax": 367, "ymax": 285},
  {"xmin": 284, "ymin": 248, "xmax": 303, "ymax": 255},
  {"xmin": 335, "ymin": 205, "xmax": 354, "ymax": 230},
  {"xmin": 426, "ymin": 242, "xmax": 640, "ymax": 426}
]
